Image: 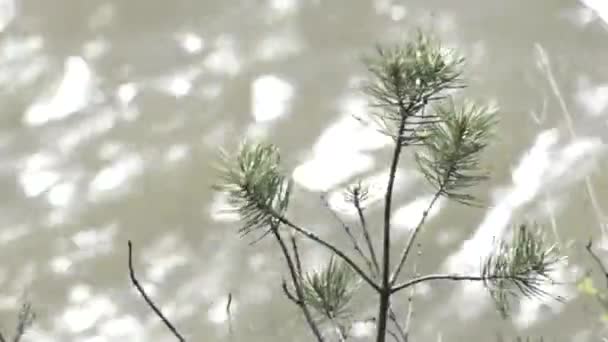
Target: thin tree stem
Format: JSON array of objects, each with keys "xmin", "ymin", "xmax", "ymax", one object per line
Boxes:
[
  {"xmin": 226, "ymin": 293, "xmax": 234, "ymax": 341},
  {"xmin": 11, "ymin": 301, "xmax": 34, "ymax": 342},
  {"xmin": 403, "ymin": 299, "xmax": 413, "ymax": 342},
  {"xmin": 276, "ymin": 214, "xmax": 380, "ymax": 292},
  {"xmin": 243, "ymin": 187, "xmax": 378, "ymax": 292},
  {"xmin": 321, "ymin": 194, "xmax": 376, "ymax": 276},
  {"xmin": 391, "ymin": 273, "xmax": 526, "ymax": 294},
  {"xmin": 281, "ymin": 280, "xmax": 301, "ymax": 305},
  {"xmin": 354, "ymin": 195, "xmax": 380, "ymax": 277},
  {"xmin": 127, "ymin": 241, "xmax": 186, "ymax": 342},
  {"xmin": 586, "ymin": 239, "xmax": 608, "ymax": 288},
  {"xmin": 376, "ymin": 117, "xmax": 407, "ymax": 342},
  {"xmin": 273, "ymin": 230, "xmax": 325, "ymax": 342},
  {"xmin": 290, "ymin": 233, "xmax": 304, "ymax": 277},
  {"xmin": 387, "ymin": 329, "xmax": 401, "ymax": 342},
  {"xmin": 390, "ymin": 191, "xmax": 441, "ymax": 285},
  {"xmin": 403, "ymin": 248, "xmax": 420, "ymax": 341},
  {"xmin": 388, "ymin": 307, "xmax": 407, "ymax": 342},
  {"xmin": 329, "ymin": 316, "xmax": 347, "ymax": 342},
  {"xmin": 334, "ymin": 326, "xmax": 347, "ymax": 342}
]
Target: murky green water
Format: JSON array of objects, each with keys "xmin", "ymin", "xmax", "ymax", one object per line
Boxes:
[{"xmin": 1, "ymin": 1, "xmax": 608, "ymax": 341}]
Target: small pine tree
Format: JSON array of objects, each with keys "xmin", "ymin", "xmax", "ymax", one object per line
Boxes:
[{"xmin": 211, "ymin": 30, "xmax": 565, "ymax": 342}]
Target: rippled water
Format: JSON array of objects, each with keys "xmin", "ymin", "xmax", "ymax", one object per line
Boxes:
[{"xmin": 1, "ymin": 1, "xmax": 608, "ymax": 341}]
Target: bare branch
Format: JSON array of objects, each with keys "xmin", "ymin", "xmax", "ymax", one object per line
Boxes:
[
  {"xmin": 128, "ymin": 240, "xmax": 186, "ymax": 342},
  {"xmin": 387, "ymin": 329, "xmax": 401, "ymax": 342},
  {"xmin": 320, "ymin": 193, "xmax": 376, "ymax": 277},
  {"xmin": 281, "ymin": 280, "xmax": 302, "ymax": 305},
  {"xmin": 353, "ymin": 190, "xmax": 380, "ymax": 277},
  {"xmin": 388, "ymin": 307, "xmax": 406, "ymax": 342},
  {"xmin": 13, "ymin": 301, "xmax": 35, "ymax": 342},
  {"xmin": 586, "ymin": 239, "xmax": 608, "ymax": 288},
  {"xmin": 0, "ymin": 299, "xmax": 35, "ymax": 342},
  {"xmin": 403, "ymin": 247, "xmax": 421, "ymax": 341},
  {"xmin": 273, "ymin": 230, "xmax": 325, "ymax": 342},
  {"xmin": 290, "ymin": 233, "xmax": 304, "ymax": 277},
  {"xmin": 392, "ymin": 273, "xmax": 501, "ymax": 294},
  {"xmin": 403, "ymin": 297, "xmax": 413, "ymax": 342},
  {"xmin": 226, "ymin": 293, "xmax": 234, "ymax": 339},
  {"xmin": 391, "ymin": 272, "xmax": 562, "ymax": 296},
  {"xmin": 277, "ymin": 214, "xmax": 380, "ymax": 292},
  {"xmin": 390, "ymin": 191, "xmax": 441, "ymax": 285},
  {"xmin": 329, "ymin": 317, "xmax": 347, "ymax": 342}
]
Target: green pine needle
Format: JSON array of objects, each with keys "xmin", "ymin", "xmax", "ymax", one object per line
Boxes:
[
  {"xmin": 301, "ymin": 256, "xmax": 361, "ymax": 324},
  {"xmin": 213, "ymin": 141, "xmax": 292, "ymax": 239},
  {"xmin": 415, "ymin": 98, "xmax": 497, "ymax": 206},
  {"xmin": 482, "ymin": 223, "xmax": 565, "ymax": 318},
  {"xmin": 343, "ymin": 180, "xmax": 370, "ymax": 205},
  {"xmin": 362, "ymin": 30, "xmax": 464, "ymax": 144}
]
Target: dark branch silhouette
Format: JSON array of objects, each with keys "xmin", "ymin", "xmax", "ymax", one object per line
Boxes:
[
  {"xmin": 0, "ymin": 301, "xmax": 35, "ymax": 342},
  {"xmin": 586, "ymin": 239, "xmax": 608, "ymax": 288},
  {"xmin": 128, "ymin": 240, "xmax": 186, "ymax": 342}
]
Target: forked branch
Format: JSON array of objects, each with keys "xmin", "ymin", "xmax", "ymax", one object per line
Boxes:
[
  {"xmin": 345, "ymin": 182, "xmax": 380, "ymax": 277},
  {"xmin": 278, "ymin": 214, "xmax": 380, "ymax": 292},
  {"xmin": 321, "ymin": 193, "xmax": 376, "ymax": 277},
  {"xmin": 0, "ymin": 301, "xmax": 35, "ymax": 342},
  {"xmin": 214, "ymin": 142, "xmax": 379, "ymax": 293},
  {"xmin": 273, "ymin": 230, "xmax": 325, "ymax": 342},
  {"xmin": 128, "ymin": 240, "xmax": 186, "ymax": 342},
  {"xmin": 390, "ymin": 191, "xmax": 441, "ymax": 285},
  {"xmin": 393, "ymin": 224, "xmax": 564, "ymax": 319}
]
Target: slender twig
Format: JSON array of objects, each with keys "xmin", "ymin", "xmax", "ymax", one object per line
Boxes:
[
  {"xmin": 281, "ymin": 280, "xmax": 302, "ymax": 305},
  {"xmin": 387, "ymin": 329, "xmax": 400, "ymax": 342},
  {"xmin": 390, "ymin": 191, "xmax": 441, "ymax": 286},
  {"xmin": 377, "ymin": 116, "xmax": 408, "ymax": 342},
  {"xmin": 273, "ymin": 230, "xmax": 325, "ymax": 342},
  {"xmin": 403, "ymin": 298, "xmax": 413, "ymax": 342},
  {"xmin": 391, "ymin": 273, "xmax": 531, "ymax": 294},
  {"xmin": 275, "ymin": 213, "xmax": 380, "ymax": 292},
  {"xmin": 290, "ymin": 233, "xmax": 304, "ymax": 277},
  {"xmin": 226, "ymin": 293, "xmax": 234, "ymax": 339},
  {"xmin": 585, "ymin": 239, "xmax": 608, "ymax": 288},
  {"xmin": 320, "ymin": 194, "xmax": 376, "ymax": 276},
  {"xmin": 388, "ymin": 307, "xmax": 406, "ymax": 342},
  {"xmin": 545, "ymin": 196, "xmax": 562, "ymax": 248},
  {"xmin": 13, "ymin": 302, "xmax": 34, "ymax": 342},
  {"xmin": 328, "ymin": 316, "xmax": 347, "ymax": 342},
  {"xmin": 0, "ymin": 302, "xmax": 35, "ymax": 342},
  {"xmin": 535, "ymin": 43, "xmax": 606, "ymax": 237},
  {"xmin": 287, "ymin": 232, "xmax": 356, "ymax": 341},
  {"xmin": 403, "ymin": 247, "xmax": 420, "ymax": 341},
  {"xmin": 127, "ymin": 241, "xmax": 186, "ymax": 342},
  {"xmin": 243, "ymin": 177, "xmax": 378, "ymax": 291},
  {"xmin": 354, "ymin": 194, "xmax": 380, "ymax": 277}
]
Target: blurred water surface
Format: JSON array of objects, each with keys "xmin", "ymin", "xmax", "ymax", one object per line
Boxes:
[{"xmin": 1, "ymin": 0, "xmax": 608, "ymax": 341}]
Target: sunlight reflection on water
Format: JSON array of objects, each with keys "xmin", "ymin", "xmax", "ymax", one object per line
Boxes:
[
  {"xmin": 580, "ymin": 0, "xmax": 608, "ymax": 25},
  {"xmin": 0, "ymin": 0, "xmax": 15, "ymax": 32},
  {"xmin": 24, "ymin": 57, "xmax": 94, "ymax": 126},
  {"xmin": 251, "ymin": 75, "xmax": 294, "ymax": 122}
]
